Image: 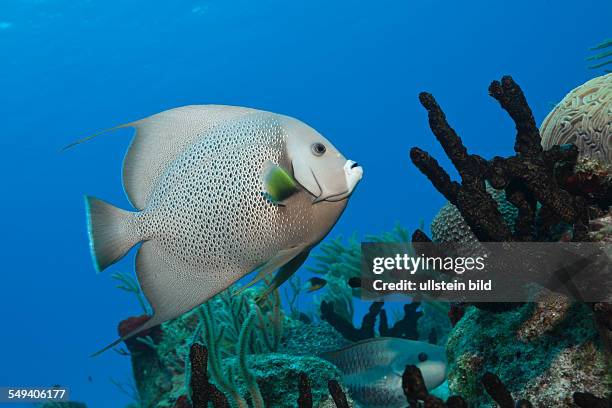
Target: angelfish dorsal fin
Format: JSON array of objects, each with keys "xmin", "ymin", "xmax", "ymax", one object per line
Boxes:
[
  {"xmin": 262, "ymin": 161, "xmax": 298, "ymax": 203},
  {"xmin": 123, "ymin": 105, "xmax": 259, "ymax": 210}
]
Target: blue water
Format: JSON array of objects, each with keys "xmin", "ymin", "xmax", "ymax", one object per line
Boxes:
[{"xmin": 0, "ymin": 0, "xmax": 609, "ymax": 407}]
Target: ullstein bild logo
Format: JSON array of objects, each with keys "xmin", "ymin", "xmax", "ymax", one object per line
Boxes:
[{"xmin": 359, "ymin": 242, "xmax": 612, "ymax": 303}]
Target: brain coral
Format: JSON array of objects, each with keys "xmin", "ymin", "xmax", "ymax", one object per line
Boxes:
[{"xmin": 540, "ymin": 73, "xmax": 611, "ymax": 165}]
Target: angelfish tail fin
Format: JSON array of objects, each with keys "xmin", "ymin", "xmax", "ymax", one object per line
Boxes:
[
  {"xmin": 85, "ymin": 196, "xmax": 141, "ymax": 273},
  {"xmin": 90, "ymin": 315, "xmax": 162, "ymax": 357}
]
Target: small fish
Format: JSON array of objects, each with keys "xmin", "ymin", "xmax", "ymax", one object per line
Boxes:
[
  {"xmin": 321, "ymin": 337, "xmax": 446, "ymax": 408},
  {"xmin": 304, "ymin": 277, "xmax": 327, "ymax": 292},
  {"xmin": 76, "ymin": 106, "xmax": 363, "ymax": 355}
]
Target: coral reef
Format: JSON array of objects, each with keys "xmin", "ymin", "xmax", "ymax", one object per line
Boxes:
[
  {"xmin": 280, "ymin": 318, "xmax": 348, "ymax": 356},
  {"xmin": 411, "ymin": 76, "xmax": 593, "ymax": 243},
  {"xmin": 307, "ymin": 234, "xmax": 361, "ymax": 324},
  {"xmin": 573, "ymin": 392, "xmax": 612, "ymax": 408},
  {"xmin": 402, "ymin": 364, "xmax": 469, "ymax": 408},
  {"xmin": 540, "ymin": 73, "xmax": 611, "ymax": 166},
  {"xmin": 445, "ymin": 303, "xmax": 609, "ymax": 406},
  {"xmin": 193, "ymin": 286, "xmax": 284, "ymax": 407},
  {"xmin": 221, "ymin": 354, "xmax": 342, "ymax": 408},
  {"xmin": 411, "ymin": 74, "xmax": 612, "ymax": 303},
  {"xmin": 111, "ymin": 282, "xmax": 351, "ymax": 408},
  {"xmin": 432, "ymin": 75, "xmax": 612, "ymax": 243},
  {"xmin": 561, "ymin": 158, "xmax": 612, "ymax": 208},
  {"xmin": 410, "ymin": 76, "xmax": 612, "ymax": 406},
  {"xmin": 447, "ymin": 303, "xmax": 466, "ymax": 328},
  {"xmin": 117, "ymin": 314, "xmax": 171, "ymax": 407},
  {"xmin": 180, "ymin": 343, "xmax": 347, "ymax": 408},
  {"xmin": 80, "ymin": 76, "xmax": 610, "ymax": 408},
  {"xmin": 181, "ymin": 348, "xmax": 604, "ymax": 408}
]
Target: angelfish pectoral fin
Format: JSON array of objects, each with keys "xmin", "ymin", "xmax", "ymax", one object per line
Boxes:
[{"xmin": 262, "ymin": 161, "xmax": 299, "ymax": 204}]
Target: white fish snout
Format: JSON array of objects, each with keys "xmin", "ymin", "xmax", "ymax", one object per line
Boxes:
[{"xmin": 345, "ymin": 160, "xmax": 363, "ymax": 194}]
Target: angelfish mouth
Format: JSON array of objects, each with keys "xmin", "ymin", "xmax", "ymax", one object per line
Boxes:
[
  {"xmin": 312, "ymin": 160, "xmax": 363, "ymax": 203},
  {"xmin": 345, "ymin": 160, "xmax": 364, "ymax": 188}
]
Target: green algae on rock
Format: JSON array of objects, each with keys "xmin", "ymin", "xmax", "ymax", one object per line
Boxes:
[
  {"xmin": 222, "ymin": 354, "xmax": 344, "ymax": 408},
  {"xmin": 446, "ymin": 303, "xmax": 609, "ymax": 406}
]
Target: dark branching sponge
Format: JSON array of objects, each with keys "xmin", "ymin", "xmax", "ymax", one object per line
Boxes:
[
  {"xmin": 410, "ymin": 76, "xmax": 612, "ymax": 350},
  {"xmin": 431, "ymin": 184, "xmax": 518, "ymax": 245},
  {"xmin": 297, "ymin": 372, "xmax": 313, "ymax": 408},
  {"xmin": 188, "ymin": 344, "xmax": 230, "ymax": 408},
  {"xmin": 320, "ymin": 301, "xmax": 422, "ymax": 341},
  {"xmin": 480, "ymin": 372, "xmax": 515, "ymax": 408},
  {"xmin": 327, "ymin": 380, "xmax": 350, "ymax": 408},
  {"xmin": 411, "ymin": 76, "xmax": 591, "ymax": 243},
  {"xmin": 572, "ymin": 391, "xmax": 612, "ymax": 408},
  {"xmin": 402, "ymin": 364, "xmax": 429, "ymax": 406}
]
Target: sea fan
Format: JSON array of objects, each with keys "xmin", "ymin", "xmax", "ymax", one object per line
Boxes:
[{"xmin": 587, "ymin": 38, "xmax": 611, "ymax": 73}]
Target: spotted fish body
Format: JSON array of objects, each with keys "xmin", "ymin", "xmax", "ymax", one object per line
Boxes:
[
  {"xmin": 82, "ymin": 105, "xmax": 362, "ymax": 354},
  {"xmin": 321, "ymin": 337, "xmax": 447, "ymax": 408}
]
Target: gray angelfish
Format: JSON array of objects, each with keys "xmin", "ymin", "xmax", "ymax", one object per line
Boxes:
[
  {"xmin": 78, "ymin": 105, "xmax": 363, "ymax": 355},
  {"xmin": 321, "ymin": 337, "xmax": 447, "ymax": 408}
]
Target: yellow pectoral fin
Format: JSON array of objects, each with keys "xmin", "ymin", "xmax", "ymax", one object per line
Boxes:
[{"xmin": 262, "ymin": 161, "xmax": 298, "ymax": 203}]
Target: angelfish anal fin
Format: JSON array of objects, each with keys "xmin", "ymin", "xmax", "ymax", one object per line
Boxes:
[
  {"xmin": 261, "ymin": 161, "xmax": 298, "ymax": 204},
  {"xmin": 256, "ymin": 247, "xmax": 310, "ymax": 303}
]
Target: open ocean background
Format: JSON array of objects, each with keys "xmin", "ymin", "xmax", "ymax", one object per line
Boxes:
[{"xmin": 0, "ymin": 0, "xmax": 610, "ymax": 406}]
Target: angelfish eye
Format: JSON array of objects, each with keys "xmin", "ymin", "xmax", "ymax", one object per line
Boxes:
[{"xmin": 311, "ymin": 143, "xmax": 326, "ymax": 156}]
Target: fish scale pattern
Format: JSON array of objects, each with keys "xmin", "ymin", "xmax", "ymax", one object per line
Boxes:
[
  {"xmin": 324, "ymin": 341, "xmax": 404, "ymax": 407},
  {"xmin": 139, "ymin": 113, "xmax": 312, "ymax": 284},
  {"xmin": 350, "ymin": 383, "xmax": 405, "ymax": 408}
]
